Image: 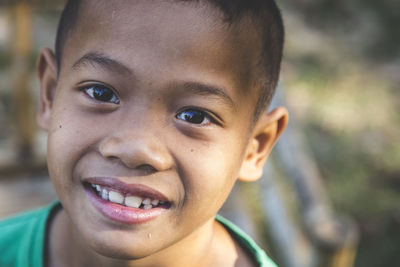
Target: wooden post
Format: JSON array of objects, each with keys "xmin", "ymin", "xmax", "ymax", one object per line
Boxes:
[{"xmin": 11, "ymin": 2, "xmax": 35, "ymax": 165}]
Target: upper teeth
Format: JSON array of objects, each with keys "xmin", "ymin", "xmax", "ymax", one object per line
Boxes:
[
  {"xmin": 109, "ymin": 191, "xmax": 124, "ymax": 204},
  {"xmin": 91, "ymin": 183, "xmax": 163, "ymax": 209}
]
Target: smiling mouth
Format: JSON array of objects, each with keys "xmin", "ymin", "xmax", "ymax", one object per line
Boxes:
[{"xmin": 84, "ymin": 182, "xmax": 171, "ymax": 210}]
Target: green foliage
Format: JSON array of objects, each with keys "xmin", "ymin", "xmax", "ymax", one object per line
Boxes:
[{"xmin": 282, "ymin": 0, "xmax": 400, "ymax": 60}]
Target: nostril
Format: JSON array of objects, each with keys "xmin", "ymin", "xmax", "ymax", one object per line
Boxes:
[{"xmin": 137, "ymin": 164, "xmax": 157, "ymax": 175}]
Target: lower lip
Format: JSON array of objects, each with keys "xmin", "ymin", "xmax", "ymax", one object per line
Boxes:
[{"xmin": 85, "ymin": 187, "xmax": 166, "ymax": 224}]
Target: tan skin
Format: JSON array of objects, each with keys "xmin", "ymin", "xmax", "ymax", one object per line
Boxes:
[{"xmin": 37, "ymin": 1, "xmax": 288, "ymax": 266}]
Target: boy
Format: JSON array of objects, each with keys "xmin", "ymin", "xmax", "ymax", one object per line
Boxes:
[{"xmin": 0, "ymin": 0, "xmax": 288, "ymax": 266}]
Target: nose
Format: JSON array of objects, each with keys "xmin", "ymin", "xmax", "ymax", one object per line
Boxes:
[{"xmin": 99, "ymin": 130, "xmax": 173, "ymax": 173}]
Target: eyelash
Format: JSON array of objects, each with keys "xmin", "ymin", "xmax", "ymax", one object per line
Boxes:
[
  {"xmin": 176, "ymin": 108, "xmax": 216, "ymax": 126},
  {"xmin": 81, "ymin": 84, "xmax": 120, "ymax": 104}
]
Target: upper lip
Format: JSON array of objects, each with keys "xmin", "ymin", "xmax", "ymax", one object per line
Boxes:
[{"xmin": 84, "ymin": 177, "xmax": 169, "ymax": 202}]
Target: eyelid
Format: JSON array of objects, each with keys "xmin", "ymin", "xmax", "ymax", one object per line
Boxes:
[{"xmin": 77, "ymin": 81, "xmax": 119, "ymax": 95}]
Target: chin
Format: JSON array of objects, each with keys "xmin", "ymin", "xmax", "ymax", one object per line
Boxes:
[
  {"xmin": 89, "ymin": 236, "xmax": 161, "ymax": 260},
  {"xmin": 92, "ymin": 243, "xmax": 147, "ymax": 260}
]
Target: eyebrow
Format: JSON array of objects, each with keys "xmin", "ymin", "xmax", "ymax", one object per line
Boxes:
[
  {"xmin": 181, "ymin": 82, "xmax": 236, "ymax": 111},
  {"xmin": 71, "ymin": 52, "xmax": 132, "ymax": 75}
]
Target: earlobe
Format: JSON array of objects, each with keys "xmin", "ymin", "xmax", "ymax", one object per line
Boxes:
[
  {"xmin": 36, "ymin": 48, "xmax": 58, "ymax": 131},
  {"xmin": 238, "ymin": 107, "xmax": 288, "ymax": 182}
]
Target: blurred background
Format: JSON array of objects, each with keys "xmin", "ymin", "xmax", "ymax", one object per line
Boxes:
[{"xmin": 0, "ymin": 0, "xmax": 398, "ymax": 266}]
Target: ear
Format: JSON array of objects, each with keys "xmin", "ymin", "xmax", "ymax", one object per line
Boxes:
[
  {"xmin": 36, "ymin": 48, "xmax": 58, "ymax": 131},
  {"xmin": 238, "ymin": 107, "xmax": 288, "ymax": 182}
]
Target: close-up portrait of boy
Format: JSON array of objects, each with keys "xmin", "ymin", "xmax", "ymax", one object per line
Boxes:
[{"xmin": 0, "ymin": 0, "xmax": 288, "ymax": 266}]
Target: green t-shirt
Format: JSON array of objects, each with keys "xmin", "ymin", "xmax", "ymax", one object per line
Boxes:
[
  {"xmin": 0, "ymin": 202, "xmax": 277, "ymax": 267},
  {"xmin": 0, "ymin": 202, "xmax": 60, "ymax": 267}
]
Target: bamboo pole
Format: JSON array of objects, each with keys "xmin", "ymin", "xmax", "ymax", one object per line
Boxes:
[{"xmin": 11, "ymin": 2, "xmax": 35, "ymax": 165}]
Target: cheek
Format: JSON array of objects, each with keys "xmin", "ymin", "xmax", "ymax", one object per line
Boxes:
[
  {"xmin": 176, "ymin": 133, "xmax": 248, "ymax": 215},
  {"xmin": 47, "ymin": 102, "xmax": 98, "ymax": 196}
]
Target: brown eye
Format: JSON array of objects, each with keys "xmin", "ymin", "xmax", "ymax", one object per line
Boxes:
[
  {"xmin": 176, "ymin": 109, "xmax": 211, "ymax": 125},
  {"xmin": 84, "ymin": 85, "xmax": 120, "ymax": 104}
]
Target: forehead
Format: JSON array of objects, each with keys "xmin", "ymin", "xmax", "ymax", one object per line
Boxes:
[{"xmin": 62, "ymin": 0, "xmax": 262, "ymax": 98}]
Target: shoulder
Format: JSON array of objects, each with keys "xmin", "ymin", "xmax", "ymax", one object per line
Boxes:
[
  {"xmin": 215, "ymin": 214, "xmax": 278, "ymax": 267},
  {"xmin": 0, "ymin": 202, "xmax": 59, "ymax": 267}
]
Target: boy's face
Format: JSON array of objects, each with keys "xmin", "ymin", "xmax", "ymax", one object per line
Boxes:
[{"xmin": 37, "ymin": 0, "xmax": 285, "ymax": 260}]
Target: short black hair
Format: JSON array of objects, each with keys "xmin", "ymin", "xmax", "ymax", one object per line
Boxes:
[{"xmin": 55, "ymin": 0, "xmax": 284, "ymax": 121}]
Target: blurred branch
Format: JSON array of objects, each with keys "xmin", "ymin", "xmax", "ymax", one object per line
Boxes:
[{"xmin": 260, "ymin": 88, "xmax": 359, "ymax": 267}]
